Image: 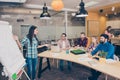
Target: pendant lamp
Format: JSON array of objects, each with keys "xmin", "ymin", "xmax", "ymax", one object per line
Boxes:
[
  {"xmin": 40, "ymin": 3, "xmax": 51, "ymax": 19},
  {"xmin": 51, "ymin": 0, "xmax": 64, "ymax": 11},
  {"xmin": 76, "ymin": 0, "xmax": 88, "ymax": 17}
]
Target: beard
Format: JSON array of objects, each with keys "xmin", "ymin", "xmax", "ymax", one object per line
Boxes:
[{"xmin": 99, "ymin": 40, "xmax": 104, "ymax": 44}]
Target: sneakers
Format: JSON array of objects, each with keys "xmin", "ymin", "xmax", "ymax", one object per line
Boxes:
[
  {"xmin": 87, "ymin": 76, "xmax": 93, "ymax": 80},
  {"xmin": 59, "ymin": 66, "xmax": 64, "ymax": 71},
  {"xmin": 87, "ymin": 76, "xmax": 97, "ymax": 80},
  {"xmin": 68, "ymin": 66, "xmax": 71, "ymax": 71}
]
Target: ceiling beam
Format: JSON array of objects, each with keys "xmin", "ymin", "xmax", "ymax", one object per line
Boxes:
[
  {"xmin": 0, "ymin": 7, "xmax": 42, "ymax": 14},
  {"xmin": 24, "ymin": 4, "xmax": 77, "ymax": 12}
]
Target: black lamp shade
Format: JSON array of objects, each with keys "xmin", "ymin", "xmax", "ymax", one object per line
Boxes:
[
  {"xmin": 40, "ymin": 3, "xmax": 51, "ymax": 19},
  {"xmin": 76, "ymin": 0, "xmax": 88, "ymax": 17}
]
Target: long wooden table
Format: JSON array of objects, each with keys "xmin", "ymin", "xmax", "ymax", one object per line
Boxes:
[{"xmin": 37, "ymin": 50, "xmax": 120, "ymax": 79}]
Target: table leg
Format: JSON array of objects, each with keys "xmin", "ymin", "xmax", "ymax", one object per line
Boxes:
[
  {"xmin": 37, "ymin": 57, "xmax": 51, "ymax": 78},
  {"xmin": 37, "ymin": 57, "xmax": 43, "ymax": 78},
  {"xmin": 105, "ymin": 75, "xmax": 108, "ymax": 80}
]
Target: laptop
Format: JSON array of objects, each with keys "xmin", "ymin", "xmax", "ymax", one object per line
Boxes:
[{"xmin": 51, "ymin": 45, "xmax": 61, "ymax": 53}]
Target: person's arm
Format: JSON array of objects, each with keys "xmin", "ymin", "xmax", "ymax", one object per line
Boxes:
[
  {"xmin": 91, "ymin": 44, "xmax": 100, "ymax": 56},
  {"xmin": 15, "ymin": 36, "xmax": 22, "ymax": 50},
  {"xmin": 37, "ymin": 44, "xmax": 48, "ymax": 48},
  {"xmin": 76, "ymin": 38, "xmax": 80, "ymax": 47},
  {"xmin": 21, "ymin": 37, "xmax": 27, "ymax": 47},
  {"xmin": 84, "ymin": 37, "xmax": 88, "ymax": 47},
  {"xmin": 13, "ymin": 35, "xmax": 22, "ymax": 50},
  {"xmin": 106, "ymin": 44, "xmax": 114, "ymax": 59},
  {"xmin": 66, "ymin": 40, "xmax": 70, "ymax": 50},
  {"xmin": 87, "ymin": 43, "xmax": 93, "ymax": 52}
]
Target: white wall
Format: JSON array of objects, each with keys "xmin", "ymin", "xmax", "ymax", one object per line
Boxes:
[
  {"xmin": 0, "ymin": 14, "xmax": 85, "ymax": 41},
  {"xmin": 106, "ymin": 20, "xmax": 120, "ymax": 28}
]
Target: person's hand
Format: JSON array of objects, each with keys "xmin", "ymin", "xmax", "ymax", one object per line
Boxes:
[
  {"xmin": 89, "ymin": 49, "xmax": 92, "ymax": 52},
  {"xmin": 62, "ymin": 48, "xmax": 66, "ymax": 50},
  {"xmin": 74, "ymin": 46, "xmax": 79, "ymax": 49},
  {"xmin": 44, "ymin": 44, "xmax": 49, "ymax": 47},
  {"xmin": 88, "ymin": 53, "xmax": 93, "ymax": 58},
  {"xmin": 38, "ymin": 44, "xmax": 49, "ymax": 48}
]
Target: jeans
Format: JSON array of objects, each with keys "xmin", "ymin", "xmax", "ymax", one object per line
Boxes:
[
  {"xmin": 59, "ymin": 60, "xmax": 71, "ymax": 70},
  {"xmin": 90, "ymin": 69, "xmax": 101, "ymax": 80},
  {"xmin": 26, "ymin": 58, "xmax": 37, "ymax": 80}
]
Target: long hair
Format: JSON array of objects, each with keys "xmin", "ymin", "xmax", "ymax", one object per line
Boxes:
[{"xmin": 27, "ymin": 25, "xmax": 37, "ymax": 46}]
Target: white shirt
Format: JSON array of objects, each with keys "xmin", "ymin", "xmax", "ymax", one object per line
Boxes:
[{"xmin": 62, "ymin": 41, "xmax": 66, "ymax": 49}]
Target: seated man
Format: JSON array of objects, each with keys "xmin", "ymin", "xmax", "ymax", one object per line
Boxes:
[
  {"xmin": 57, "ymin": 33, "xmax": 71, "ymax": 71},
  {"xmin": 88, "ymin": 34, "xmax": 114, "ymax": 80},
  {"xmin": 76, "ymin": 32, "xmax": 88, "ymax": 48}
]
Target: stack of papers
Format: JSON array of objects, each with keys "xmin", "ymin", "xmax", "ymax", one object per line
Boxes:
[{"xmin": 88, "ymin": 61, "xmax": 98, "ymax": 66}]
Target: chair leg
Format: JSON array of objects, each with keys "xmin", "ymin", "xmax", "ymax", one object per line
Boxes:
[
  {"xmin": 105, "ymin": 75, "xmax": 108, "ymax": 80},
  {"xmin": 57, "ymin": 59, "xmax": 59, "ymax": 68},
  {"xmin": 105, "ymin": 74, "xmax": 119, "ymax": 80},
  {"xmin": 52, "ymin": 59, "xmax": 55, "ymax": 65},
  {"xmin": 52, "ymin": 59, "xmax": 59, "ymax": 68}
]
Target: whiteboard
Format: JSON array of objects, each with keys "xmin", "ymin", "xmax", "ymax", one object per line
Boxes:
[{"xmin": 0, "ymin": 23, "xmax": 25, "ymax": 78}]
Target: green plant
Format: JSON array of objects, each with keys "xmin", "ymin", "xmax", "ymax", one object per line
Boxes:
[{"xmin": 98, "ymin": 51, "xmax": 108, "ymax": 58}]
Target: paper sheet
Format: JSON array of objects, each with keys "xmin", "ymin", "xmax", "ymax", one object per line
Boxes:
[
  {"xmin": 51, "ymin": 53, "xmax": 60, "ymax": 57},
  {"xmin": 78, "ymin": 57, "xmax": 92, "ymax": 61},
  {"xmin": 88, "ymin": 61, "xmax": 98, "ymax": 66}
]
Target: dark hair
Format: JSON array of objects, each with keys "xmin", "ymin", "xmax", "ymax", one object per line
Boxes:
[
  {"xmin": 106, "ymin": 26, "xmax": 112, "ymax": 30},
  {"xmin": 61, "ymin": 33, "xmax": 67, "ymax": 37},
  {"xmin": 100, "ymin": 34, "xmax": 109, "ymax": 40},
  {"xmin": 106, "ymin": 26, "xmax": 112, "ymax": 33},
  {"xmin": 81, "ymin": 32, "xmax": 85, "ymax": 35},
  {"xmin": 27, "ymin": 25, "xmax": 37, "ymax": 46}
]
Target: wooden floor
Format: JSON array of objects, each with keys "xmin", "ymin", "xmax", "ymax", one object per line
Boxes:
[{"xmin": 0, "ymin": 60, "xmax": 116, "ymax": 80}]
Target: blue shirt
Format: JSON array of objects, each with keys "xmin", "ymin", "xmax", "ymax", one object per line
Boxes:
[
  {"xmin": 91, "ymin": 42, "xmax": 114, "ymax": 59},
  {"xmin": 21, "ymin": 36, "xmax": 38, "ymax": 58}
]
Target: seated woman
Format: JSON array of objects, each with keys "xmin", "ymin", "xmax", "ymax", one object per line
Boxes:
[
  {"xmin": 57, "ymin": 33, "xmax": 71, "ymax": 71},
  {"xmin": 87, "ymin": 36, "xmax": 98, "ymax": 53}
]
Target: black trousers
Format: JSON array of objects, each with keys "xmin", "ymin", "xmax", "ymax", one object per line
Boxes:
[{"xmin": 90, "ymin": 69, "xmax": 101, "ymax": 80}]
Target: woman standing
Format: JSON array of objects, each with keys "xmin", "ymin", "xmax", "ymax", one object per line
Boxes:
[{"xmin": 21, "ymin": 25, "xmax": 39, "ymax": 80}]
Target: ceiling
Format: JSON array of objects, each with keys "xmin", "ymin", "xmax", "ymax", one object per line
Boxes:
[
  {"xmin": 24, "ymin": 0, "xmax": 120, "ymax": 11},
  {"xmin": 0, "ymin": 0, "xmax": 120, "ymax": 16}
]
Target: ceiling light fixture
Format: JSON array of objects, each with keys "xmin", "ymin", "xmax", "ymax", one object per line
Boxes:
[
  {"xmin": 76, "ymin": 0, "xmax": 88, "ymax": 17},
  {"xmin": 51, "ymin": 0, "xmax": 64, "ymax": 11},
  {"xmin": 40, "ymin": 3, "xmax": 51, "ymax": 19}
]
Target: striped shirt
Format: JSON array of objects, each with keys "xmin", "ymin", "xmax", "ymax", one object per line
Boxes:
[{"xmin": 21, "ymin": 36, "xmax": 38, "ymax": 58}]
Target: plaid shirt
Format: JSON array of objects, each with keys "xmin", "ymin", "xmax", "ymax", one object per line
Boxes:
[
  {"xmin": 77, "ymin": 37, "xmax": 88, "ymax": 47},
  {"xmin": 21, "ymin": 36, "xmax": 38, "ymax": 58}
]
